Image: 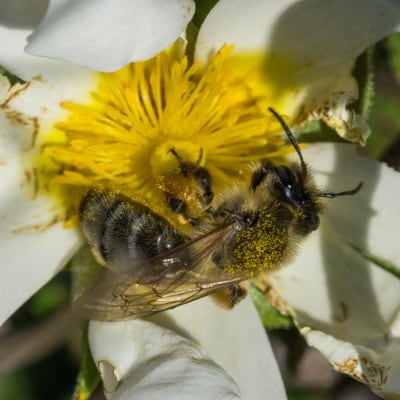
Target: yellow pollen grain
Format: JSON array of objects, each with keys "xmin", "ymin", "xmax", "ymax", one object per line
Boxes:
[
  {"xmin": 229, "ymin": 207, "xmax": 288, "ymax": 277},
  {"xmin": 39, "ymin": 45, "xmax": 294, "ymax": 226}
]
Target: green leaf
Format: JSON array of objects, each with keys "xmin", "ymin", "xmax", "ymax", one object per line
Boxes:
[
  {"xmin": 297, "ymin": 120, "xmax": 346, "ymax": 144},
  {"xmin": 192, "ymin": 0, "xmax": 219, "ymax": 28},
  {"xmin": 0, "ymin": 371, "xmax": 33, "ymax": 400},
  {"xmin": 364, "ymin": 93, "xmax": 400, "ymax": 160},
  {"xmin": 387, "ymin": 32, "xmax": 400, "ymax": 84},
  {"xmin": 0, "ymin": 65, "xmax": 25, "ymax": 85},
  {"xmin": 28, "ymin": 279, "xmax": 69, "ymax": 317},
  {"xmin": 70, "ymin": 245, "xmax": 104, "ymax": 303},
  {"xmin": 249, "ymin": 284, "xmax": 293, "ymax": 329},
  {"xmin": 184, "ymin": 22, "xmax": 199, "ymax": 65},
  {"xmin": 352, "ymin": 48, "xmax": 375, "ymax": 118},
  {"xmin": 348, "ymin": 242, "xmax": 400, "ymax": 280},
  {"xmin": 73, "ymin": 324, "xmax": 100, "ymax": 400},
  {"xmin": 185, "ymin": 0, "xmax": 219, "ymax": 63},
  {"xmin": 288, "ymin": 391, "xmax": 325, "ymax": 400}
]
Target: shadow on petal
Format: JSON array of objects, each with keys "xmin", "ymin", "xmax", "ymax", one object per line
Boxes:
[{"xmin": 0, "ymin": 0, "xmax": 48, "ymax": 29}]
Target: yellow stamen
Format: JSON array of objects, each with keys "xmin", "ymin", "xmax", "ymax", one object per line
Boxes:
[{"xmin": 39, "ymin": 45, "xmax": 294, "ymax": 227}]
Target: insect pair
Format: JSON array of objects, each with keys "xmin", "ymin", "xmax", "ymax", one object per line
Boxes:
[{"xmin": 77, "ymin": 108, "xmax": 362, "ymax": 321}]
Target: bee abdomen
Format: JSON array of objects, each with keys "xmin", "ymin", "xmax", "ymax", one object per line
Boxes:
[{"xmin": 80, "ymin": 190, "xmax": 185, "ymax": 271}]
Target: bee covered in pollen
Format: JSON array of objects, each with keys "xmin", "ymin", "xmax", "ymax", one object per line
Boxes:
[
  {"xmin": 156, "ymin": 146, "xmax": 214, "ymax": 225},
  {"xmin": 76, "ymin": 108, "xmax": 362, "ymax": 321}
]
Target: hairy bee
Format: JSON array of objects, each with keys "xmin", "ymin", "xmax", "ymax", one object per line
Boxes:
[
  {"xmin": 159, "ymin": 147, "xmax": 213, "ymax": 224},
  {"xmin": 76, "ymin": 108, "xmax": 362, "ymax": 321}
]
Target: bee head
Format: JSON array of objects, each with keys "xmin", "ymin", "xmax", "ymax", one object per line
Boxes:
[
  {"xmin": 272, "ymin": 163, "xmax": 321, "ymax": 232},
  {"xmin": 268, "ymin": 107, "xmax": 362, "ymax": 232}
]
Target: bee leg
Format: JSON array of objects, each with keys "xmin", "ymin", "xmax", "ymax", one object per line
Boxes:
[
  {"xmin": 229, "ymin": 285, "xmax": 247, "ymax": 306},
  {"xmin": 212, "ymin": 285, "xmax": 247, "ymax": 309}
]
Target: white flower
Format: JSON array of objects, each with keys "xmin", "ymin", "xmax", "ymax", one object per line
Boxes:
[{"xmin": 1, "ymin": 0, "xmax": 400, "ymax": 399}]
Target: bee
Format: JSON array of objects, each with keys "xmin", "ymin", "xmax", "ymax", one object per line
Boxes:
[
  {"xmin": 76, "ymin": 108, "xmax": 362, "ymax": 321},
  {"xmin": 157, "ymin": 147, "xmax": 213, "ymax": 224}
]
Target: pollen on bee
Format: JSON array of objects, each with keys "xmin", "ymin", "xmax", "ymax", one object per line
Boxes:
[{"xmin": 229, "ymin": 207, "xmax": 289, "ymax": 276}]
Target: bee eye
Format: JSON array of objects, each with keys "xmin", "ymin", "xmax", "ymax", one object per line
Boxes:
[
  {"xmin": 194, "ymin": 167, "xmax": 211, "ymax": 185},
  {"xmin": 203, "ymin": 191, "xmax": 214, "ymax": 202},
  {"xmin": 195, "ymin": 168, "xmax": 213, "ymax": 191},
  {"xmin": 193, "ymin": 167, "xmax": 214, "ymax": 205},
  {"xmin": 276, "ymin": 166, "xmax": 295, "ymax": 188},
  {"xmin": 167, "ymin": 196, "xmax": 185, "ymax": 213},
  {"xmin": 240, "ymin": 212, "xmax": 258, "ymax": 226}
]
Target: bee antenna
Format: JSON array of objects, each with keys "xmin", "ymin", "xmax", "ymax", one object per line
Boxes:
[
  {"xmin": 322, "ymin": 181, "xmax": 363, "ymax": 198},
  {"xmin": 168, "ymin": 147, "xmax": 183, "ymax": 162},
  {"xmin": 196, "ymin": 147, "xmax": 204, "ymax": 166},
  {"xmin": 268, "ymin": 107, "xmax": 307, "ymax": 176},
  {"xmin": 169, "ymin": 147, "xmax": 204, "ymax": 167}
]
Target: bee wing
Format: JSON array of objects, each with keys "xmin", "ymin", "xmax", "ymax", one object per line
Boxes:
[{"xmin": 75, "ymin": 222, "xmax": 246, "ymax": 321}]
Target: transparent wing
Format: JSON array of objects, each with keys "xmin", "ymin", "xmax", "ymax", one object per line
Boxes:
[{"xmin": 75, "ymin": 222, "xmax": 247, "ymax": 321}]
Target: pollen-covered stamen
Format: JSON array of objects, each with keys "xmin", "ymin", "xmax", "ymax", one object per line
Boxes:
[{"xmin": 42, "ymin": 45, "xmax": 292, "ymax": 226}]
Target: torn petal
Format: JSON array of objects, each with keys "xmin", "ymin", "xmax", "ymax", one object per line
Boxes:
[
  {"xmin": 307, "ymin": 91, "xmax": 371, "ymax": 144},
  {"xmin": 152, "ymin": 297, "xmax": 287, "ymax": 400},
  {"xmin": 303, "ymin": 328, "xmax": 400, "ymax": 400},
  {"xmin": 89, "ymin": 297, "xmax": 287, "ymax": 399},
  {"xmin": 89, "ymin": 319, "xmax": 241, "ymax": 400}
]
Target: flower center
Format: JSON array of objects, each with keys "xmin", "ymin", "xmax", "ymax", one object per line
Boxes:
[{"xmin": 40, "ymin": 45, "xmax": 293, "ymax": 228}]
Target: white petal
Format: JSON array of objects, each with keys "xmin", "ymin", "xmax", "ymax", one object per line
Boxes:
[
  {"xmin": 0, "ymin": 78, "xmax": 83, "ymax": 326},
  {"xmin": 151, "ymin": 297, "xmax": 287, "ymax": 400},
  {"xmin": 0, "ymin": 68, "xmax": 96, "ymax": 326},
  {"xmin": 302, "ymin": 143, "xmax": 400, "ymax": 262},
  {"xmin": 26, "ymin": 0, "xmax": 195, "ymax": 72},
  {"xmin": 195, "ymin": 0, "xmax": 400, "ymax": 143},
  {"xmin": 89, "ymin": 297, "xmax": 287, "ymax": 399},
  {"xmin": 0, "ymin": 0, "xmax": 96, "ymax": 83},
  {"xmin": 270, "ymin": 143, "xmax": 400, "ymax": 330},
  {"xmin": 303, "ymin": 329, "xmax": 400, "ymax": 400},
  {"xmin": 308, "ymin": 91, "xmax": 371, "ymax": 144},
  {"xmin": 0, "ymin": 0, "xmax": 48, "ymax": 31},
  {"xmin": 266, "ymin": 143, "xmax": 400, "ymax": 397},
  {"xmin": 196, "ymin": 0, "xmax": 291, "ymax": 59},
  {"xmin": 196, "ymin": 0, "xmax": 400, "ymax": 63},
  {"xmin": 89, "ymin": 319, "xmax": 241, "ymax": 400}
]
